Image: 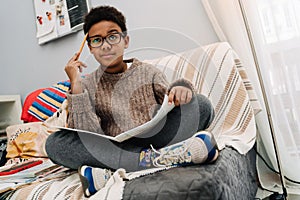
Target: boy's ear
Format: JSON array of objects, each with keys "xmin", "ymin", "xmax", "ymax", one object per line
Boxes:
[{"xmin": 124, "ymin": 35, "xmax": 129, "ymax": 49}]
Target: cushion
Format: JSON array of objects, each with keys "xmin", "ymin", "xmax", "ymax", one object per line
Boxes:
[
  {"xmin": 5, "ymin": 122, "xmax": 49, "ymax": 159},
  {"xmin": 26, "ymin": 81, "xmax": 70, "ymax": 122},
  {"xmin": 123, "ymin": 147, "xmax": 257, "ymax": 200},
  {"xmin": 21, "ymin": 88, "xmax": 45, "ymax": 123},
  {"xmin": 6, "ymin": 100, "xmax": 68, "ymax": 161}
]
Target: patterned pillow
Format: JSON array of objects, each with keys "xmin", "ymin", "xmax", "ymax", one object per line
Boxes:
[
  {"xmin": 27, "ymin": 81, "xmax": 70, "ymax": 121},
  {"xmin": 6, "ymin": 122, "xmax": 50, "ymax": 159},
  {"xmin": 21, "ymin": 88, "xmax": 45, "ymax": 123},
  {"xmin": 6, "ymin": 100, "xmax": 68, "ymax": 160}
]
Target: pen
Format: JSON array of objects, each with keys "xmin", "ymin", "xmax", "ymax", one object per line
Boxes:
[{"xmin": 75, "ymin": 33, "xmax": 88, "ymax": 61}]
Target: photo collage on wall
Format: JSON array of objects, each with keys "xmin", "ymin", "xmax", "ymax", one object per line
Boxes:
[{"xmin": 33, "ymin": 0, "xmax": 89, "ymax": 45}]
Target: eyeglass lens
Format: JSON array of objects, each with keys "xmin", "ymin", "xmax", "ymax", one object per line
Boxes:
[{"xmin": 89, "ymin": 33, "xmax": 122, "ymax": 48}]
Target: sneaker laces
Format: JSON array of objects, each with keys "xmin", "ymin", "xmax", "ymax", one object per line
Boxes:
[{"xmin": 150, "ymin": 142, "xmax": 192, "ymax": 167}]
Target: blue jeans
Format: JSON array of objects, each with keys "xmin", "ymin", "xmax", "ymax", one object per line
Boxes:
[{"xmin": 45, "ymin": 94, "xmax": 215, "ymax": 172}]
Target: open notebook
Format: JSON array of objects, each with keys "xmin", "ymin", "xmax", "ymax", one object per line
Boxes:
[{"xmin": 50, "ymin": 95, "xmax": 175, "ymax": 142}]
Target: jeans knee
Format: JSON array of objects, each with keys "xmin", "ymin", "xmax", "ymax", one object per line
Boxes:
[
  {"xmin": 45, "ymin": 132, "xmax": 57, "ymax": 159},
  {"xmin": 194, "ymin": 94, "xmax": 215, "ymax": 128}
]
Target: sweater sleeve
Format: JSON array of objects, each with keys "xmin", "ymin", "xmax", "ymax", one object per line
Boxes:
[
  {"xmin": 67, "ymin": 76, "xmax": 104, "ymax": 134},
  {"xmin": 152, "ymin": 70, "xmax": 169, "ymax": 105},
  {"xmin": 168, "ymin": 78, "xmax": 195, "ymax": 94}
]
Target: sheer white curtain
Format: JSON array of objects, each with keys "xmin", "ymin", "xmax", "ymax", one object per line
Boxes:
[{"xmin": 202, "ymin": 0, "xmax": 300, "ymax": 195}]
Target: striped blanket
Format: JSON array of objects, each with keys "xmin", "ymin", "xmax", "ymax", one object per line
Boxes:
[
  {"xmin": 1, "ymin": 42, "xmax": 260, "ymax": 199},
  {"xmin": 146, "ymin": 42, "xmax": 261, "ymax": 154}
]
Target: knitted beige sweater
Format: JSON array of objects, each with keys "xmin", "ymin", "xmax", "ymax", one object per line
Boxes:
[{"xmin": 67, "ymin": 58, "xmax": 193, "ymax": 137}]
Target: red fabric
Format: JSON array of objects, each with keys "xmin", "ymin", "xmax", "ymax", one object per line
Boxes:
[{"xmin": 21, "ymin": 88, "xmax": 45, "ymax": 123}]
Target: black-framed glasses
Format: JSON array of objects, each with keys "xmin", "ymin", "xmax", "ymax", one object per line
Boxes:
[{"xmin": 87, "ymin": 32, "xmax": 125, "ymax": 48}]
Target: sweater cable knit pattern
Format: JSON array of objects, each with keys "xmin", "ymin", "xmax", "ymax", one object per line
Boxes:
[{"xmin": 67, "ymin": 58, "xmax": 193, "ymax": 137}]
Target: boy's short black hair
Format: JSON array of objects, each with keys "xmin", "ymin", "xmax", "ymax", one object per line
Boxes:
[{"xmin": 83, "ymin": 6, "xmax": 127, "ymax": 35}]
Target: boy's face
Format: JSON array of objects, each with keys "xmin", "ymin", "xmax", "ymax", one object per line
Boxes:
[{"xmin": 88, "ymin": 20, "xmax": 129, "ymax": 69}]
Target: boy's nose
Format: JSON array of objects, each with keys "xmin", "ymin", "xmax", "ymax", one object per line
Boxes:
[{"xmin": 101, "ymin": 39, "xmax": 112, "ymax": 50}]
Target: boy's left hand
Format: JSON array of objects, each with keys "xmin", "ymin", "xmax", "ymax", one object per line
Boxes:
[{"xmin": 168, "ymin": 86, "xmax": 193, "ymax": 106}]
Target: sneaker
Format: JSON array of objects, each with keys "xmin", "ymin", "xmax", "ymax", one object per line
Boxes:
[
  {"xmin": 78, "ymin": 165, "xmax": 112, "ymax": 197},
  {"xmin": 151, "ymin": 131, "xmax": 218, "ymax": 167}
]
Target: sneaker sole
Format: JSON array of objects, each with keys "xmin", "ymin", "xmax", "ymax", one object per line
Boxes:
[
  {"xmin": 208, "ymin": 148, "xmax": 219, "ymax": 163},
  {"xmin": 78, "ymin": 166, "xmax": 92, "ymax": 197}
]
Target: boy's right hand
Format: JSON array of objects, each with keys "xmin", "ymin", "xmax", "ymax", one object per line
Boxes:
[{"xmin": 64, "ymin": 53, "xmax": 87, "ymax": 82}]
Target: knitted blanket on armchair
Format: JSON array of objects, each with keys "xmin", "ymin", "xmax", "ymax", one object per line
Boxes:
[{"xmin": 0, "ymin": 42, "xmax": 260, "ymax": 200}]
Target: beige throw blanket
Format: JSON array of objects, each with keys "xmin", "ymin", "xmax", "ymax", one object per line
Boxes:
[{"xmin": 145, "ymin": 42, "xmax": 261, "ymax": 154}]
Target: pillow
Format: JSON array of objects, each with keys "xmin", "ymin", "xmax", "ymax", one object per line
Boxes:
[
  {"xmin": 6, "ymin": 100, "xmax": 68, "ymax": 160},
  {"xmin": 21, "ymin": 88, "xmax": 45, "ymax": 123},
  {"xmin": 27, "ymin": 81, "xmax": 70, "ymax": 121},
  {"xmin": 6, "ymin": 122, "xmax": 49, "ymax": 159}
]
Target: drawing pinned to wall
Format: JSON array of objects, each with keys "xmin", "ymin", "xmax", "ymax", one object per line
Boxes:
[{"xmin": 33, "ymin": 0, "xmax": 90, "ymax": 45}]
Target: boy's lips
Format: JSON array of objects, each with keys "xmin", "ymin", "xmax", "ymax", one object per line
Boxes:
[{"xmin": 101, "ymin": 53, "xmax": 115, "ymax": 59}]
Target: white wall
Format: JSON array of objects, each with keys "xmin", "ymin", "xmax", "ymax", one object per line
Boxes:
[{"xmin": 0, "ymin": 0, "xmax": 218, "ymax": 103}]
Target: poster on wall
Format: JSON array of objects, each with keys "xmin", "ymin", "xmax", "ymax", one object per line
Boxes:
[{"xmin": 33, "ymin": 0, "xmax": 90, "ymax": 45}]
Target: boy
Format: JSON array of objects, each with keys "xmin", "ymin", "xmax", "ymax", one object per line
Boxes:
[{"xmin": 46, "ymin": 5, "xmax": 218, "ymax": 197}]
